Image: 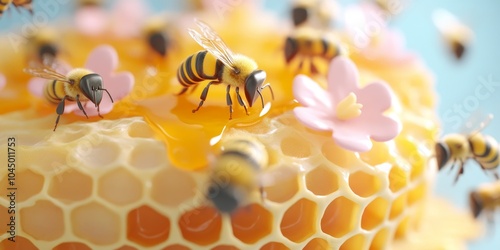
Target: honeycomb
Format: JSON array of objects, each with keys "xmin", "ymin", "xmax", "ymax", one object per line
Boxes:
[{"xmin": 0, "ymin": 1, "xmax": 457, "ymax": 249}]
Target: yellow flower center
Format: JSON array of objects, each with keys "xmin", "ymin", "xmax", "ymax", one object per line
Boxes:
[{"xmin": 336, "ymin": 92, "xmax": 363, "ymax": 120}]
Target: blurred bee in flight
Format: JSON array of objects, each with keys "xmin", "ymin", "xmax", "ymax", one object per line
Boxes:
[
  {"xmin": 433, "ymin": 9, "xmax": 473, "ymax": 60},
  {"xmin": 285, "ymin": 27, "xmax": 343, "ymax": 74},
  {"xmin": 78, "ymin": 0, "xmax": 101, "ymax": 7},
  {"xmin": 291, "ymin": 0, "xmax": 338, "ymax": 29},
  {"xmin": 142, "ymin": 17, "xmax": 170, "ymax": 59},
  {"xmin": 435, "ymin": 114, "xmax": 499, "ymax": 183},
  {"xmin": 207, "ymin": 136, "xmax": 268, "ymax": 214},
  {"xmin": 177, "ymin": 20, "xmax": 274, "ymax": 119},
  {"xmin": 469, "ymin": 181, "xmax": 500, "ymax": 224},
  {"xmin": 0, "ymin": 0, "xmax": 33, "ymax": 17},
  {"xmin": 24, "ymin": 66, "xmax": 113, "ymax": 131},
  {"xmin": 26, "ymin": 27, "xmax": 59, "ymax": 66}
]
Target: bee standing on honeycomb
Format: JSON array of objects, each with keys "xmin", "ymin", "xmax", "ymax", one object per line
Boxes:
[
  {"xmin": 24, "ymin": 66, "xmax": 113, "ymax": 131},
  {"xmin": 177, "ymin": 20, "xmax": 274, "ymax": 119},
  {"xmin": 435, "ymin": 114, "xmax": 499, "ymax": 183}
]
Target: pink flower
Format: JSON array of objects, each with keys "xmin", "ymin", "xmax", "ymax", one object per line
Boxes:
[
  {"xmin": 0, "ymin": 73, "xmax": 5, "ymax": 90},
  {"xmin": 28, "ymin": 45, "xmax": 134, "ymax": 117},
  {"xmin": 293, "ymin": 57, "xmax": 401, "ymax": 152}
]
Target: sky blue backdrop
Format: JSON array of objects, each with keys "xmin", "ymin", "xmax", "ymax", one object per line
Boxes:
[{"xmin": 1, "ymin": 0, "xmax": 499, "ymax": 249}]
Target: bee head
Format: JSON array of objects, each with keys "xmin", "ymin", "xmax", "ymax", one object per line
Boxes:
[
  {"xmin": 148, "ymin": 32, "xmax": 168, "ymax": 57},
  {"xmin": 207, "ymin": 184, "xmax": 241, "ymax": 214},
  {"xmin": 245, "ymin": 70, "xmax": 266, "ymax": 107},
  {"xmin": 435, "ymin": 142, "xmax": 450, "ymax": 171},
  {"xmin": 79, "ymin": 73, "xmax": 109, "ymax": 106},
  {"xmin": 284, "ymin": 37, "xmax": 299, "ymax": 63}
]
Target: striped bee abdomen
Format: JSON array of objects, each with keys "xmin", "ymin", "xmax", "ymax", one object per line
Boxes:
[
  {"xmin": 469, "ymin": 133, "xmax": 499, "ymax": 170},
  {"xmin": 43, "ymin": 80, "xmax": 66, "ymax": 104},
  {"xmin": 177, "ymin": 50, "xmax": 223, "ymax": 88}
]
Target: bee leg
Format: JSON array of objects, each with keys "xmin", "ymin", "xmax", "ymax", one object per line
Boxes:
[
  {"xmin": 235, "ymin": 87, "xmax": 248, "ymax": 115},
  {"xmin": 193, "ymin": 81, "xmax": 218, "ymax": 113},
  {"xmin": 453, "ymin": 160, "xmax": 464, "ymax": 184},
  {"xmin": 226, "ymin": 85, "xmax": 233, "ymax": 120},
  {"xmin": 494, "ymin": 172, "xmax": 500, "ymax": 180},
  {"xmin": 75, "ymin": 95, "xmax": 89, "ymax": 119},
  {"xmin": 54, "ymin": 96, "xmax": 67, "ymax": 131},
  {"xmin": 176, "ymin": 87, "xmax": 189, "ymax": 96}
]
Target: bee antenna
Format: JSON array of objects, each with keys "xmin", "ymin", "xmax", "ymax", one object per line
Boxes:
[
  {"xmin": 257, "ymin": 89, "xmax": 264, "ymax": 108},
  {"xmin": 261, "ymin": 83, "xmax": 275, "ymax": 100},
  {"xmin": 100, "ymin": 88, "xmax": 114, "ymax": 103}
]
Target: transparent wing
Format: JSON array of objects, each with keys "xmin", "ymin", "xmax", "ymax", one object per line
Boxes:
[
  {"xmin": 458, "ymin": 111, "xmax": 493, "ymax": 135},
  {"xmin": 189, "ymin": 19, "xmax": 237, "ymax": 72},
  {"xmin": 24, "ymin": 66, "xmax": 70, "ymax": 83}
]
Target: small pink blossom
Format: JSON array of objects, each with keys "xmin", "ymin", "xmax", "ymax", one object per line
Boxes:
[
  {"xmin": 0, "ymin": 73, "xmax": 5, "ymax": 90},
  {"xmin": 28, "ymin": 45, "xmax": 134, "ymax": 117},
  {"xmin": 293, "ymin": 57, "xmax": 401, "ymax": 152}
]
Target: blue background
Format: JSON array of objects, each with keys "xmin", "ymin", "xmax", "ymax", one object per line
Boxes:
[{"xmin": 1, "ymin": 0, "xmax": 499, "ymax": 249}]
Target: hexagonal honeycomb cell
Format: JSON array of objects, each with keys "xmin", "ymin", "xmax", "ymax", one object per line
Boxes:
[
  {"xmin": 0, "ymin": 169, "xmax": 43, "ymax": 202},
  {"xmin": 231, "ymin": 204, "xmax": 273, "ymax": 244},
  {"xmin": 321, "ymin": 196, "xmax": 360, "ymax": 238},
  {"xmin": 20, "ymin": 200, "xmax": 64, "ymax": 241},
  {"xmin": 361, "ymin": 197, "xmax": 389, "ymax": 230},
  {"xmin": 71, "ymin": 202, "xmax": 121, "ymax": 245},
  {"xmin": 48, "ymin": 169, "xmax": 93, "ymax": 204},
  {"xmin": 178, "ymin": 206, "xmax": 222, "ymax": 246},
  {"xmin": 305, "ymin": 164, "xmax": 339, "ymax": 195},
  {"xmin": 98, "ymin": 168, "xmax": 143, "ymax": 205},
  {"xmin": 349, "ymin": 171, "xmax": 382, "ymax": 198},
  {"xmin": 339, "ymin": 234, "xmax": 366, "ymax": 250},
  {"xmin": 127, "ymin": 205, "xmax": 171, "ymax": 246},
  {"xmin": 280, "ymin": 199, "xmax": 317, "ymax": 243}
]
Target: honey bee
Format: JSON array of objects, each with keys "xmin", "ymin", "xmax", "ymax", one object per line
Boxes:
[
  {"xmin": 0, "ymin": 0, "xmax": 33, "ymax": 17},
  {"xmin": 143, "ymin": 17, "xmax": 169, "ymax": 58},
  {"xmin": 177, "ymin": 20, "xmax": 274, "ymax": 119},
  {"xmin": 433, "ymin": 9, "xmax": 472, "ymax": 60},
  {"xmin": 469, "ymin": 181, "xmax": 500, "ymax": 223},
  {"xmin": 285, "ymin": 27, "xmax": 342, "ymax": 74},
  {"xmin": 26, "ymin": 28, "xmax": 58, "ymax": 66},
  {"xmin": 24, "ymin": 66, "xmax": 113, "ymax": 131},
  {"xmin": 206, "ymin": 136, "xmax": 268, "ymax": 214},
  {"xmin": 435, "ymin": 115, "xmax": 499, "ymax": 183}
]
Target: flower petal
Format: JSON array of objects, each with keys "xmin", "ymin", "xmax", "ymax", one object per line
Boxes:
[
  {"xmin": 356, "ymin": 81, "xmax": 393, "ymax": 113},
  {"xmin": 367, "ymin": 115, "xmax": 401, "ymax": 142},
  {"xmin": 294, "ymin": 107, "xmax": 334, "ymax": 131},
  {"xmin": 293, "ymin": 74, "xmax": 332, "ymax": 110},
  {"xmin": 327, "ymin": 57, "xmax": 360, "ymax": 102},
  {"xmin": 106, "ymin": 72, "xmax": 135, "ymax": 100},
  {"xmin": 333, "ymin": 129, "xmax": 372, "ymax": 152},
  {"xmin": 111, "ymin": 0, "xmax": 147, "ymax": 38},
  {"xmin": 85, "ymin": 45, "xmax": 119, "ymax": 74}
]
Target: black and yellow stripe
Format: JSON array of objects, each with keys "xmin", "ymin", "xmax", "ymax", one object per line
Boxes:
[
  {"xmin": 177, "ymin": 50, "xmax": 224, "ymax": 88},
  {"xmin": 43, "ymin": 80, "xmax": 68, "ymax": 104},
  {"xmin": 469, "ymin": 133, "xmax": 499, "ymax": 170}
]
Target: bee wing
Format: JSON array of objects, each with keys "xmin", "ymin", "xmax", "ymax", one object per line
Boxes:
[
  {"xmin": 24, "ymin": 66, "xmax": 70, "ymax": 83},
  {"xmin": 259, "ymin": 162, "xmax": 314, "ymax": 187},
  {"xmin": 188, "ymin": 19, "xmax": 237, "ymax": 72},
  {"xmin": 458, "ymin": 111, "xmax": 493, "ymax": 136}
]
